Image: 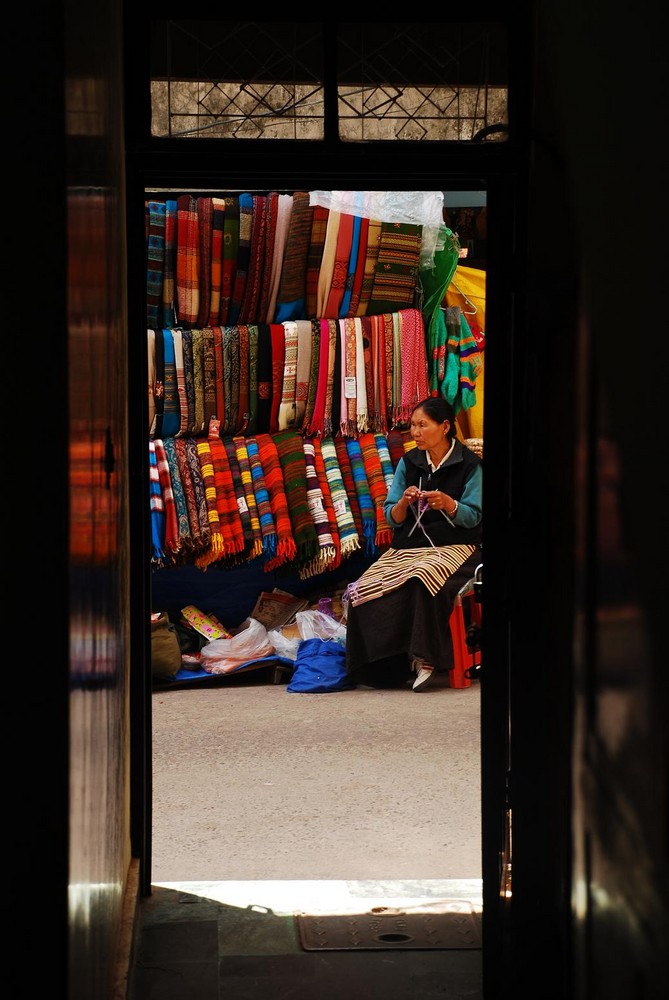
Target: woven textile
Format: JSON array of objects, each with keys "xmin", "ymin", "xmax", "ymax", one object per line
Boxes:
[
  {"xmin": 190, "ymin": 328, "xmax": 205, "ymax": 434},
  {"xmin": 366, "ymin": 222, "xmax": 422, "ymax": 315},
  {"xmin": 153, "ymin": 438, "xmax": 179, "ymax": 560},
  {"xmin": 194, "ymin": 439, "xmax": 225, "ymax": 568},
  {"xmin": 316, "ymin": 209, "xmax": 340, "ymax": 317},
  {"xmin": 176, "ymin": 195, "xmax": 200, "ymax": 325},
  {"xmin": 359, "ymin": 432, "xmax": 393, "ymax": 551},
  {"xmin": 357, "ymin": 218, "xmax": 382, "ymax": 316},
  {"xmin": 264, "ymin": 193, "xmax": 293, "ymax": 323},
  {"xmin": 300, "ymin": 438, "xmax": 337, "ymax": 578},
  {"xmin": 323, "ymin": 318, "xmax": 339, "ymax": 437},
  {"xmin": 324, "ymin": 211, "xmax": 353, "ymax": 319},
  {"xmin": 247, "ymin": 325, "xmax": 259, "ymax": 435},
  {"xmin": 256, "ymin": 191, "xmax": 278, "ymax": 323},
  {"xmin": 228, "ymin": 193, "xmax": 252, "ymax": 325},
  {"xmin": 162, "ymin": 199, "xmax": 177, "ymax": 327},
  {"xmin": 171, "ymin": 329, "xmax": 189, "ymax": 436},
  {"xmin": 347, "ymin": 544, "xmax": 477, "ymax": 608},
  {"xmin": 274, "ymin": 191, "xmax": 313, "ymax": 322},
  {"xmin": 162, "ymin": 437, "xmax": 192, "ymax": 553},
  {"xmin": 146, "ymin": 201, "xmax": 166, "ymax": 328},
  {"xmin": 271, "ymin": 430, "xmax": 320, "ymax": 570},
  {"xmin": 320, "ymin": 437, "xmax": 360, "ymax": 558},
  {"xmin": 305, "ymin": 318, "xmax": 330, "ymax": 437},
  {"xmin": 386, "ymin": 429, "xmax": 406, "ymax": 469},
  {"xmin": 220, "ymin": 195, "xmax": 239, "ymax": 325},
  {"xmin": 245, "ymin": 435, "xmax": 277, "ymax": 559},
  {"xmin": 256, "ymin": 324, "xmax": 273, "ymax": 433},
  {"xmin": 149, "ymin": 440, "xmax": 165, "ymax": 563},
  {"xmin": 208, "ymin": 197, "xmax": 225, "ymax": 325},
  {"xmin": 421, "ymin": 226, "xmax": 461, "ymax": 396},
  {"xmin": 301, "ymin": 319, "xmax": 321, "ymax": 434},
  {"xmin": 256, "ymin": 433, "xmax": 297, "ymax": 569},
  {"xmin": 148, "ymin": 329, "xmax": 156, "ymax": 435},
  {"xmin": 239, "ymin": 193, "xmax": 267, "ymax": 323},
  {"xmin": 345, "ymin": 436, "xmax": 377, "ymax": 555},
  {"xmin": 223, "ymin": 435, "xmax": 256, "ymax": 561},
  {"xmin": 278, "ymin": 321, "xmax": 299, "ymax": 430},
  {"xmin": 153, "ymin": 327, "xmax": 165, "ymax": 438},
  {"xmin": 333, "ymin": 435, "xmax": 364, "ymax": 539},
  {"xmin": 340, "ymin": 213, "xmax": 361, "ymax": 318},
  {"xmin": 223, "ymin": 326, "xmax": 240, "ymax": 434},
  {"xmin": 180, "ymin": 329, "xmax": 197, "ymax": 435},
  {"xmin": 161, "ymin": 329, "xmax": 180, "ymax": 438},
  {"xmin": 354, "ymin": 317, "xmax": 369, "ymax": 432},
  {"xmin": 212, "ymin": 327, "xmax": 225, "ymax": 431},
  {"xmin": 312, "ymin": 436, "xmax": 341, "ymax": 569},
  {"xmin": 233, "ymin": 436, "xmax": 264, "ymax": 560},
  {"xmin": 305, "ymin": 204, "xmax": 329, "ymax": 318},
  {"xmin": 269, "ymin": 324, "xmax": 285, "ymax": 433},
  {"xmin": 185, "ymin": 437, "xmax": 212, "ymax": 552},
  {"xmin": 173, "ymin": 438, "xmax": 203, "ymax": 552},
  {"xmin": 294, "ymin": 320, "xmax": 312, "ymax": 428},
  {"xmin": 348, "ymin": 215, "xmax": 369, "ymax": 317},
  {"xmin": 398, "ymin": 307, "xmax": 430, "ymax": 423},
  {"xmin": 197, "ymin": 197, "xmax": 213, "ymax": 328},
  {"xmin": 374, "ymin": 432, "xmax": 396, "ymax": 491},
  {"xmin": 237, "ymin": 325, "xmax": 251, "ymax": 434},
  {"xmin": 208, "ymin": 435, "xmax": 245, "ymax": 558},
  {"xmin": 339, "ymin": 318, "xmax": 357, "ymax": 436}
]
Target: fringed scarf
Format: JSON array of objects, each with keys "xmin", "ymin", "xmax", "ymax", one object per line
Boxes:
[
  {"xmin": 149, "ymin": 440, "xmax": 165, "ymax": 564},
  {"xmin": 345, "ymin": 436, "xmax": 377, "ymax": 556},
  {"xmin": 301, "ymin": 319, "xmax": 321, "ymax": 434},
  {"xmin": 305, "ymin": 318, "xmax": 330, "ymax": 437},
  {"xmin": 333, "ymin": 435, "xmax": 364, "ymax": 540},
  {"xmin": 256, "ymin": 324, "xmax": 273, "ymax": 434},
  {"xmin": 212, "ymin": 327, "xmax": 225, "ymax": 431},
  {"xmin": 153, "ymin": 325, "xmax": 165, "ymax": 439},
  {"xmin": 269, "ymin": 324, "xmax": 285, "ymax": 433},
  {"xmin": 196, "ymin": 197, "xmax": 213, "ymax": 328},
  {"xmin": 247, "ymin": 325, "xmax": 259, "ymax": 435},
  {"xmin": 223, "ymin": 434, "xmax": 256, "ymax": 561},
  {"xmin": 369, "ymin": 313, "xmax": 386, "ymax": 432},
  {"xmin": 294, "ymin": 319, "xmax": 312, "ymax": 428},
  {"xmin": 153, "ymin": 438, "xmax": 180, "ymax": 560},
  {"xmin": 374, "ymin": 432, "xmax": 396, "ymax": 491},
  {"xmin": 161, "ymin": 329, "xmax": 181, "ymax": 438},
  {"xmin": 180, "ymin": 329, "xmax": 197, "ymax": 435},
  {"xmin": 194, "ymin": 439, "xmax": 225, "ymax": 569},
  {"xmin": 173, "ymin": 438, "xmax": 203, "ymax": 552},
  {"xmin": 305, "ymin": 204, "xmax": 329, "ymax": 318},
  {"xmin": 190, "ymin": 328, "xmax": 205, "ymax": 434},
  {"xmin": 256, "ymin": 191, "xmax": 277, "ymax": 324},
  {"xmin": 366, "ymin": 221, "xmax": 422, "ymax": 316},
  {"xmin": 271, "ymin": 430, "xmax": 320, "ymax": 570},
  {"xmin": 232, "ymin": 436, "xmax": 264, "ymax": 561},
  {"xmin": 228, "ymin": 192, "xmax": 252, "ymax": 326},
  {"xmin": 202, "ymin": 327, "xmax": 217, "ymax": 431},
  {"xmin": 340, "ymin": 318, "xmax": 357, "ymax": 436},
  {"xmin": 171, "ymin": 329, "xmax": 189, "ymax": 437},
  {"xmin": 278, "ymin": 320, "xmax": 299, "ymax": 430},
  {"xmin": 256, "ymin": 433, "xmax": 297, "ymax": 569},
  {"xmin": 208, "ymin": 435, "xmax": 245, "ymax": 559},
  {"xmin": 323, "ymin": 318, "xmax": 339, "ymax": 438},
  {"xmin": 398, "ymin": 307, "xmax": 430, "ymax": 422},
  {"xmin": 162, "ymin": 199, "xmax": 177, "ymax": 327},
  {"xmin": 245, "ymin": 435, "xmax": 277, "ymax": 560},
  {"xmin": 354, "ymin": 317, "xmax": 369, "ymax": 433},
  {"xmin": 146, "ymin": 201, "xmax": 166, "ymax": 329},
  {"xmin": 357, "ymin": 218, "xmax": 382, "ymax": 317},
  {"xmin": 185, "ymin": 437, "xmax": 212, "ymax": 555},
  {"xmin": 162, "ymin": 436, "xmax": 192, "ymax": 554},
  {"xmin": 320, "ymin": 437, "xmax": 360, "ymax": 558},
  {"xmin": 316, "ymin": 209, "xmax": 340, "ymax": 317},
  {"xmin": 359, "ymin": 432, "xmax": 393, "ymax": 552},
  {"xmin": 324, "ymin": 211, "xmax": 353, "ymax": 319},
  {"xmin": 223, "ymin": 326, "xmax": 240, "ymax": 435},
  {"xmin": 299, "ymin": 438, "xmax": 337, "ymax": 578},
  {"xmin": 238, "ymin": 193, "xmax": 267, "ymax": 324},
  {"xmin": 220, "ymin": 195, "xmax": 239, "ymax": 325},
  {"xmin": 176, "ymin": 194, "xmax": 200, "ymax": 325},
  {"xmin": 236, "ymin": 325, "xmax": 250, "ymax": 434},
  {"xmin": 347, "ymin": 544, "xmax": 477, "ymax": 608},
  {"xmin": 264, "ymin": 193, "xmax": 293, "ymax": 323},
  {"xmin": 208, "ymin": 197, "xmax": 225, "ymax": 326},
  {"xmin": 312, "ymin": 436, "xmax": 341, "ymax": 569},
  {"xmin": 274, "ymin": 191, "xmax": 313, "ymax": 323},
  {"xmin": 391, "ymin": 312, "xmax": 404, "ymax": 426}
]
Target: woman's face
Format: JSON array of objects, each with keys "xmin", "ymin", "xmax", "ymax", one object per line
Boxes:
[{"xmin": 410, "ymin": 407, "xmax": 448, "ymax": 450}]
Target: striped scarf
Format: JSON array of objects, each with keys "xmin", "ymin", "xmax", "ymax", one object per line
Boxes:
[
  {"xmin": 301, "ymin": 319, "xmax": 321, "ymax": 434},
  {"xmin": 345, "ymin": 436, "xmax": 377, "ymax": 555},
  {"xmin": 256, "ymin": 433, "xmax": 297, "ymax": 569},
  {"xmin": 222, "ymin": 326, "xmax": 240, "ymax": 435},
  {"xmin": 347, "ymin": 544, "xmax": 477, "ymax": 608},
  {"xmin": 194, "ymin": 439, "xmax": 225, "ymax": 568},
  {"xmin": 313, "ymin": 436, "xmax": 341, "ymax": 569},
  {"xmin": 208, "ymin": 197, "xmax": 225, "ymax": 325},
  {"xmin": 146, "ymin": 201, "xmax": 166, "ymax": 329},
  {"xmin": 316, "ymin": 209, "xmax": 340, "ymax": 317},
  {"xmin": 223, "ymin": 435, "xmax": 256, "ymax": 561},
  {"xmin": 348, "ymin": 215, "xmax": 369, "ymax": 317},
  {"xmin": 153, "ymin": 438, "xmax": 179, "ymax": 560},
  {"xmin": 374, "ymin": 432, "xmax": 395, "ymax": 491},
  {"xmin": 359, "ymin": 432, "xmax": 393, "ymax": 551},
  {"xmin": 180, "ymin": 329, "xmax": 197, "ymax": 435},
  {"xmin": 220, "ymin": 195, "xmax": 239, "ymax": 325},
  {"xmin": 340, "ymin": 213, "xmax": 361, "ymax": 318},
  {"xmin": 274, "ymin": 191, "xmax": 313, "ymax": 323},
  {"xmin": 190, "ymin": 328, "xmax": 205, "ymax": 434},
  {"xmin": 299, "ymin": 438, "xmax": 337, "ymax": 578},
  {"xmin": 334, "ymin": 435, "xmax": 364, "ymax": 540},
  {"xmin": 324, "ymin": 211, "xmax": 353, "ymax": 319},
  {"xmin": 149, "ymin": 440, "xmax": 165, "ymax": 564},
  {"xmin": 256, "ymin": 324, "xmax": 273, "ymax": 433},
  {"xmin": 305, "ymin": 204, "xmax": 328, "ymax": 318},
  {"xmin": 264, "ymin": 193, "xmax": 293, "ymax": 323},
  {"xmin": 320, "ymin": 437, "xmax": 360, "ymax": 558},
  {"xmin": 228, "ymin": 192, "xmax": 252, "ymax": 325},
  {"xmin": 245, "ymin": 435, "xmax": 277, "ymax": 559},
  {"xmin": 247, "ymin": 324, "xmax": 259, "ymax": 435},
  {"xmin": 176, "ymin": 194, "xmax": 200, "ymax": 325},
  {"xmin": 278, "ymin": 320, "xmax": 298, "ymax": 430},
  {"xmin": 161, "ymin": 329, "xmax": 180, "ymax": 438},
  {"xmin": 148, "ymin": 329, "xmax": 156, "ymax": 436},
  {"xmin": 256, "ymin": 191, "xmax": 278, "ymax": 323},
  {"xmin": 196, "ymin": 197, "xmax": 213, "ymax": 328},
  {"xmin": 239, "ymin": 193, "xmax": 267, "ymax": 323},
  {"xmin": 271, "ymin": 430, "xmax": 319, "ymax": 570},
  {"xmin": 399, "ymin": 307, "xmax": 430, "ymax": 421},
  {"xmin": 185, "ymin": 437, "xmax": 211, "ymax": 554},
  {"xmin": 294, "ymin": 319, "xmax": 313, "ymax": 428},
  {"xmin": 153, "ymin": 326, "xmax": 165, "ymax": 438},
  {"xmin": 162, "ymin": 437, "xmax": 191, "ymax": 553},
  {"xmin": 208, "ymin": 435, "xmax": 245, "ymax": 559},
  {"xmin": 172, "ymin": 329, "xmax": 189, "ymax": 437},
  {"xmin": 233, "ymin": 435, "xmax": 264, "ymax": 560},
  {"xmin": 367, "ymin": 221, "xmax": 422, "ymax": 315},
  {"xmin": 162, "ymin": 199, "xmax": 177, "ymax": 327},
  {"xmin": 202, "ymin": 328, "xmax": 217, "ymax": 431},
  {"xmin": 386, "ymin": 429, "xmax": 406, "ymax": 470},
  {"xmin": 357, "ymin": 218, "xmax": 382, "ymax": 316},
  {"xmin": 237, "ymin": 324, "xmax": 250, "ymax": 434},
  {"xmin": 305, "ymin": 318, "xmax": 330, "ymax": 437},
  {"xmin": 340, "ymin": 318, "xmax": 357, "ymax": 436},
  {"xmin": 269, "ymin": 324, "xmax": 285, "ymax": 433}
]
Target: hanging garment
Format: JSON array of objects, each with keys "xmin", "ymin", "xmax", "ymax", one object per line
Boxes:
[
  {"xmin": 228, "ymin": 193, "xmax": 252, "ymax": 325},
  {"xmin": 319, "ymin": 437, "xmax": 360, "ymax": 558},
  {"xmin": 245, "ymin": 435, "xmax": 278, "ymax": 560},
  {"xmin": 146, "ymin": 201, "xmax": 166, "ymax": 329},
  {"xmin": 208, "ymin": 197, "xmax": 226, "ymax": 326},
  {"xmin": 271, "ymin": 430, "xmax": 320, "ymax": 570},
  {"xmin": 312, "ymin": 437, "xmax": 341, "ymax": 569},
  {"xmin": 196, "ymin": 197, "xmax": 213, "ymax": 328},
  {"xmin": 344, "ymin": 436, "xmax": 377, "ymax": 556},
  {"xmin": 263, "ymin": 193, "xmax": 293, "ymax": 323},
  {"xmin": 220, "ymin": 195, "xmax": 239, "ymax": 325},
  {"xmin": 299, "ymin": 438, "xmax": 337, "ymax": 578},
  {"xmin": 256, "ymin": 432, "xmax": 298, "ymax": 570},
  {"xmin": 194, "ymin": 439, "xmax": 225, "ymax": 568},
  {"xmin": 358, "ymin": 433, "xmax": 393, "ymax": 552},
  {"xmin": 176, "ymin": 195, "xmax": 200, "ymax": 325},
  {"xmin": 238, "ymin": 193, "xmax": 267, "ymax": 324},
  {"xmin": 366, "ymin": 221, "xmax": 422, "ymax": 315},
  {"xmin": 274, "ymin": 191, "xmax": 314, "ymax": 323},
  {"xmin": 162, "ymin": 199, "xmax": 177, "ymax": 327},
  {"xmin": 357, "ymin": 218, "xmax": 382, "ymax": 316}
]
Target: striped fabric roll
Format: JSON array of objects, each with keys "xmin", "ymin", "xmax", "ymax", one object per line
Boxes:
[
  {"xmin": 300, "ymin": 438, "xmax": 337, "ymax": 578},
  {"xmin": 223, "ymin": 435, "xmax": 256, "ymax": 562},
  {"xmin": 312, "ymin": 437, "xmax": 341, "ymax": 569},
  {"xmin": 374, "ymin": 433, "xmax": 395, "ymax": 491},
  {"xmin": 320, "ymin": 437, "xmax": 360, "ymax": 558},
  {"xmin": 347, "ymin": 544, "xmax": 477, "ymax": 608},
  {"xmin": 232, "ymin": 436, "xmax": 264, "ymax": 560}
]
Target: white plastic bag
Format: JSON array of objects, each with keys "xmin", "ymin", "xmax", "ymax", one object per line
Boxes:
[
  {"xmin": 199, "ymin": 617, "xmax": 275, "ymax": 674},
  {"xmin": 267, "ymin": 628, "xmax": 301, "ymax": 662},
  {"xmin": 295, "ymin": 609, "xmax": 347, "ymax": 646}
]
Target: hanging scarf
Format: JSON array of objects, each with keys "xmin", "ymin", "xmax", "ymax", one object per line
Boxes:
[
  {"xmin": 305, "ymin": 204, "xmax": 329, "ymax": 318},
  {"xmin": 312, "ymin": 436, "xmax": 341, "ymax": 569},
  {"xmin": 339, "ymin": 213, "xmax": 361, "ymax": 317},
  {"xmin": 278, "ymin": 321, "xmax": 299, "ymax": 430},
  {"xmin": 161, "ymin": 329, "xmax": 181, "ymax": 438},
  {"xmin": 256, "ymin": 191, "xmax": 278, "ymax": 323},
  {"xmin": 271, "ymin": 430, "xmax": 320, "ymax": 570},
  {"xmin": 398, "ymin": 307, "xmax": 430, "ymax": 422},
  {"xmin": 232, "ymin": 436, "xmax": 264, "ymax": 560},
  {"xmin": 322, "ymin": 318, "xmax": 339, "ymax": 438},
  {"xmin": 190, "ymin": 328, "xmax": 205, "ymax": 434},
  {"xmin": 333, "ymin": 435, "xmax": 364, "ymax": 540},
  {"xmin": 320, "ymin": 437, "xmax": 360, "ymax": 558},
  {"xmin": 149, "ymin": 440, "xmax": 165, "ymax": 564},
  {"xmin": 176, "ymin": 194, "xmax": 200, "ymax": 325},
  {"xmin": 367, "ymin": 221, "xmax": 422, "ymax": 315},
  {"xmin": 236, "ymin": 324, "xmax": 251, "ymax": 434},
  {"xmin": 194, "ymin": 439, "xmax": 225, "ymax": 568},
  {"xmin": 357, "ymin": 218, "xmax": 382, "ymax": 316},
  {"xmin": 264, "ymin": 193, "xmax": 293, "ymax": 323},
  {"xmin": 208, "ymin": 197, "xmax": 225, "ymax": 325},
  {"xmin": 222, "ymin": 326, "xmax": 240, "ymax": 434},
  {"xmin": 274, "ymin": 191, "xmax": 313, "ymax": 322},
  {"xmin": 347, "ymin": 215, "xmax": 369, "ymax": 317},
  {"xmin": 180, "ymin": 329, "xmax": 196, "ymax": 436},
  {"xmin": 369, "ymin": 313, "xmax": 386, "ymax": 432},
  {"xmin": 220, "ymin": 195, "xmax": 239, "ymax": 325},
  {"xmin": 147, "ymin": 329, "xmax": 157, "ymax": 436},
  {"xmin": 197, "ymin": 197, "xmax": 213, "ymax": 328},
  {"xmin": 201, "ymin": 328, "xmax": 217, "ymax": 432},
  {"xmin": 374, "ymin": 432, "xmax": 396, "ymax": 491},
  {"xmin": 256, "ymin": 324, "xmax": 273, "ymax": 433},
  {"xmin": 324, "ymin": 211, "xmax": 354, "ymax": 319},
  {"xmin": 420, "ymin": 225, "xmax": 461, "ymax": 396},
  {"xmin": 345, "ymin": 436, "xmax": 377, "ymax": 555},
  {"xmin": 173, "ymin": 438, "xmax": 202, "ymax": 552},
  {"xmin": 299, "ymin": 438, "xmax": 337, "ymax": 578},
  {"xmin": 360, "ymin": 316, "xmax": 375, "ymax": 427},
  {"xmin": 228, "ymin": 192, "xmax": 252, "ymax": 325},
  {"xmin": 256, "ymin": 433, "xmax": 297, "ymax": 569},
  {"xmin": 210, "ymin": 327, "xmax": 224, "ymax": 431},
  {"xmin": 171, "ymin": 328, "xmax": 189, "ymax": 437},
  {"xmin": 386, "ymin": 429, "xmax": 406, "ymax": 470},
  {"xmin": 185, "ymin": 437, "xmax": 212, "ymax": 554},
  {"xmin": 153, "ymin": 438, "xmax": 180, "ymax": 560},
  {"xmin": 340, "ymin": 318, "xmax": 357, "ymax": 436},
  {"xmin": 146, "ymin": 200, "xmax": 166, "ymax": 329},
  {"xmin": 301, "ymin": 319, "xmax": 321, "ymax": 434},
  {"xmin": 238, "ymin": 193, "xmax": 267, "ymax": 323},
  {"xmin": 305, "ymin": 318, "xmax": 330, "ymax": 437},
  {"xmin": 162, "ymin": 436, "xmax": 192, "ymax": 554},
  {"xmin": 152, "ymin": 326, "xmax": 165, "ymax": 439},
  {"xmin": 269, "ymin": 323, "xmax": 285, "ymax": 433},
  {"xmin": 354, "ymin": 317, "xmax": 368, "ymax": 433},
  {"xmin": 294, "ymin": 319, "xmax": 313, "ymax": 428},
  {"xmin": 245, "ymin": 435, "xmax": 277, "ymax": 559},
  {"xmin": 162, "ymin": 199, "xmax": 177, "ymax": 327},
  {"xmin": 247, "ymin": 325, "xmax": 259, "ymax": 435},
  {"xmin": 208, "ymin": 435, "xmax": 245, "ymax": 558},
  {"xmin": 391, "ymin": 312, "xmax": 404, "ymax": 425},
  {"xmin": 316, "ymin": 209, "xmax": 341, "ymax": 317},
  {"xmin": 223, "ymin": 435, "xmax": 256, "ymax": 562},
  {"xmin": 358, "ymin": 432, "xmax": 393, "ymax": 552}
]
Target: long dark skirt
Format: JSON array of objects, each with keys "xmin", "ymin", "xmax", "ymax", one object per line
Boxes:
[{"xmin": 344, "ymin": 548, "xmax": 481, "ymax": 687}]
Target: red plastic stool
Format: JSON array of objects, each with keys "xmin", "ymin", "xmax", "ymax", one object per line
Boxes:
[{"xmin": 448, "ymin": 586, "xmax": 482, "ymax": 688}]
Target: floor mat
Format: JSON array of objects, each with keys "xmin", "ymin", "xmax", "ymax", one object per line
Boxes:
[{"xmin": 295, "ymin": 901, "xmax": 482, "ymax": 950}]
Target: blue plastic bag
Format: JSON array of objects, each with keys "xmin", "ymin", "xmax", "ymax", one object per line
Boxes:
[{"xmin": 286, "ymin": 638, "xmax": 355, "ymax": 693}]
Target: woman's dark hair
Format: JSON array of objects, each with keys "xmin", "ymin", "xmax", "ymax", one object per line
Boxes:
[{"xmin": 412, "ymin": 396, "xmax": 456, "ymax": 433}]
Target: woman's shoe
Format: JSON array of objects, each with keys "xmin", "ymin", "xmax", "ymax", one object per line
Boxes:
[{"xmin": 412, "ymin": 664, "xmax": 434, "ymax": 691}]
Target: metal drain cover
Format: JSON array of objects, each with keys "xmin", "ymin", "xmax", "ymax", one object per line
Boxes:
[{"xmin": 295, "ymin": 902, "xmax": 481, "ymax": 951}]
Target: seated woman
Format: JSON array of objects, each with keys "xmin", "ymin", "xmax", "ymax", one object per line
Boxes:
[{"xmin": 345, "ymin": 396, "xmax": 482, "ymax": 691}]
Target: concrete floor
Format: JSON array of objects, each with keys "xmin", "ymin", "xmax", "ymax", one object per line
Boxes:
[{"xmin": 130, "ymin": 668, "xmax": 483, "ymax": 998}]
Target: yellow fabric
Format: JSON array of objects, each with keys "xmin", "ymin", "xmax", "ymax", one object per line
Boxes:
[{"xmin": 445, "ymin": 265, "xmax": 486, "ymax": 440}]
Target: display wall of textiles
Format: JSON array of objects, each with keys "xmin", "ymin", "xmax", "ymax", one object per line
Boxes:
[{"xmin": 149, "ymin": 429, "xmax": 414, "ymax": 575}]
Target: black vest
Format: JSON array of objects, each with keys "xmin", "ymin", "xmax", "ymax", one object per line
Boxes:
[{"xmin": 391, "ymin": 441, "xmax": 482, "ymax": 550}]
